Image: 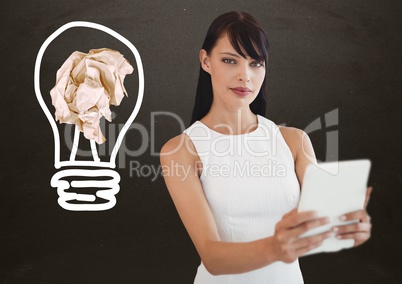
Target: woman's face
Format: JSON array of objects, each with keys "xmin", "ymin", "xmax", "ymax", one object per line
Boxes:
[{"xmin": 200, "ymin": 33, "xmax": 266, "ymax": 110}]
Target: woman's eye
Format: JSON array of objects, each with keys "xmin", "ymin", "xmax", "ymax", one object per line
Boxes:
[
  {"xmin": 223, "ymin": 58, "xmax": 236, "ymax": 64},
  {"xmin": 251, "ymin": 61, "xmax": 264, "ymax": 67}
]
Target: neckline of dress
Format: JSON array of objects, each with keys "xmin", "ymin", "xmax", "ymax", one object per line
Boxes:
[{"xmin": 196, "ymin": 114, "xmax": 261, "ymax": 136}]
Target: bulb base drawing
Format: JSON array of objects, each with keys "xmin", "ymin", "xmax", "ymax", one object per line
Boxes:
[{"xmin": 51, "ymin": 169, "xmax": 121, "ymax": 211}]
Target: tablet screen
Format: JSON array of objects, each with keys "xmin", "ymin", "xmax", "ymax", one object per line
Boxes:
[{"xmin": 298, "ymin": 159, "xmax": 371, "ymax": 256}]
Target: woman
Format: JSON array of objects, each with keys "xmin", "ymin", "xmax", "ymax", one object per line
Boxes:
[{"xmin": 160, "ymin": 11, "xmax": 372, "ymax": 283}]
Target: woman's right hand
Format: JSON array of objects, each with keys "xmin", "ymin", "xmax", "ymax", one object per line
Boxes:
[{"xmin": 272, "ymin": 209, "xmax": 331, "ymax": 263}]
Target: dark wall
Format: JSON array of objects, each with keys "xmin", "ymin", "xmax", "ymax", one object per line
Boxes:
[{"xmin": 1, "ymin": 0, "xmax": 401, "ymax": 283}]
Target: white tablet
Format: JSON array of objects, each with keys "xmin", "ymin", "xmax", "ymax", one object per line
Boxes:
[{"xmin": 298, "ymin": 159, "xmax": 371, "ymax": 256}]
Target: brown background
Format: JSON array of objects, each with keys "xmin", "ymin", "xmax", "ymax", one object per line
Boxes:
[{"xmin": 1, "ymin": 0, "xmax": 401, "ymax": 283}]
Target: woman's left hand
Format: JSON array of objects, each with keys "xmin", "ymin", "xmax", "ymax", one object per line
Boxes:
[{"xmin": 331, "ymin": 186, "xmax": 373, "ymax": 247}]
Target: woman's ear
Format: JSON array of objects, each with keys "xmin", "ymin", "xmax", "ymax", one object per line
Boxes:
[{"xmin": 199, "ymin": 49, "xmax": 210, "ymax": 74}]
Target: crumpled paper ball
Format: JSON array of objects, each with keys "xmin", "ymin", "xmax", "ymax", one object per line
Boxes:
[{"xmin": 50, "ymin": 48, "xmax": 134, "ymax": 144}]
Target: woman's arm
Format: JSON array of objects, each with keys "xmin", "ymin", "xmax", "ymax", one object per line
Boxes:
[
  {"xmin": 279, "ymin": 126, "xmax": 372, "ymax": 247},
  {"xmin": 278, "ymin": 126, "xmax": 317, "ymax": 186},
  {"xmin": 160, "ymin": 133, "xmax": 331, "ymax": 275}
]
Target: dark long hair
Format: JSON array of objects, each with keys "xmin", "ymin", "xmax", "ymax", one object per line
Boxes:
[{"xmin": 190, "ymin": 11, "xmax": 270, "ymax": 125}]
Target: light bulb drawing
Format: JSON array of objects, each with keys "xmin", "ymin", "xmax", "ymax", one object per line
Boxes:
[{"xmin": 34, "ymin": 22, "xmax": 144, "ymax": 211}]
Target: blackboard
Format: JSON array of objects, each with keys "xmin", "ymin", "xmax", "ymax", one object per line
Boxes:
[{"xmin": 1, "ymin": 0, "xmax": 401, "ymax": 283}]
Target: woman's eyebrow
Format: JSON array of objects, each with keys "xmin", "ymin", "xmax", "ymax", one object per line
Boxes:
[
  {"xmin": 220, "ymin": 52, "xmax": 241, "ymax": 58},
  {"xmin": 220, "ymin": 52, "xmax": 258, "ymax": 61}
]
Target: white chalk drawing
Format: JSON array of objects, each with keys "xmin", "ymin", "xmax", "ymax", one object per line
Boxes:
[{"xmin": 34, "ymin": 21, "xmax": 144, "ymax": 211}]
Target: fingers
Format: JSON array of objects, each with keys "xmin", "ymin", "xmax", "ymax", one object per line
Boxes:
[
  {"xmin": 275, "ymin": 187, "xmax": 374, "ymax": 262},
  {"xmin": 274, "ymin": 210, "xmax": 333, "ymax": 262},
  {"xmin": 275, "ymin": 230, "xmax": 332, "ymax": 262},
  {"xmin": 277, "ymin": 210, "xmax": 320, "ymax": 231},
  {"xmin": 276, "ymin": 216, "xmax": 329, "ymax": 245},
  {"xmin": 290, "ymin": 217, "xmax": 330, "ymax": 239},
  {"xmin": 334, "ymin": 231, "xmax": 371, "ymax": 247},
  {"xmin": 332, "ymin": 222, "xmax": 371, "ymax": 235},
  {"xmin": 335, "ymin": 207, "xmax": 372, "ymax": 247},
  {"xmin": 296, "ymin": 231, "xmax": 332, "ymax": 252},
  {"xmin": 340, "ymin": 209, "xmax": 371, "ymax": 223}
]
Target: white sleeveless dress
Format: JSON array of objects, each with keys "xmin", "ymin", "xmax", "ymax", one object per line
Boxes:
[{"xmin": 183, "ymin": 114, "xmax": 304, "ymax": 284}]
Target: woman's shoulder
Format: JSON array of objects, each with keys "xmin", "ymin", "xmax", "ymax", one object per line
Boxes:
[
  {"xmin": 277, "ymin": 125, "xmax": 307, "ymax": 161},
  {"xmin": 160, "ymin": 133, "xmax": 198, "ymax": 161},
  {"xmin": 277, "ymin": 125, "xmax": 305, "ymax": 139}
]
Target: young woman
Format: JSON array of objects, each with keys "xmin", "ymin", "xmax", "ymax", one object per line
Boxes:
[{"xmin": 160, "ymin": 11, "xmax": 372, "ymax": 283}]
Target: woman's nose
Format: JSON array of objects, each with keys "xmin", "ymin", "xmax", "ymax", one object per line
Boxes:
[{"xmin": 237, "ymin": 65, "xmax": 251, "ymax": 82}]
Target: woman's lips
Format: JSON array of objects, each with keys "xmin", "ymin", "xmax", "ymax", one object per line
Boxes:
[{"xmin": 230, "ymin": 87, "xmax": 252, "ymax": 97}]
